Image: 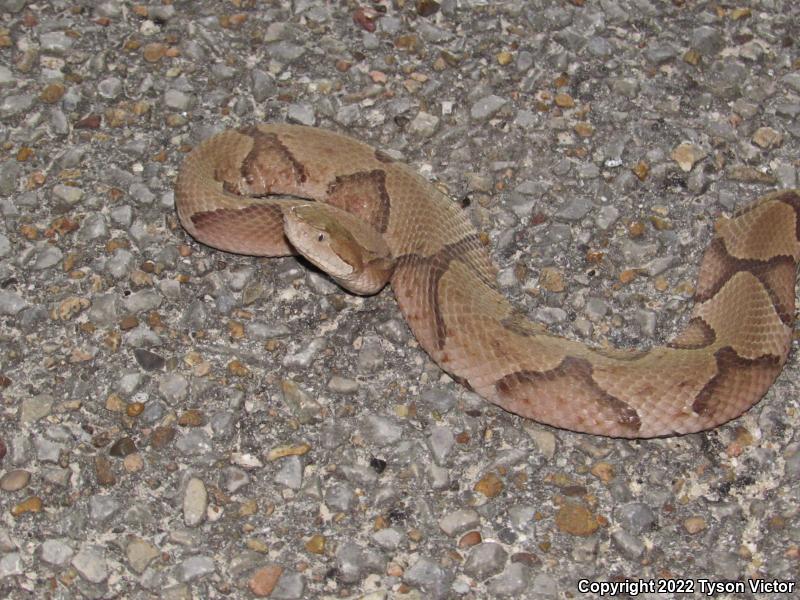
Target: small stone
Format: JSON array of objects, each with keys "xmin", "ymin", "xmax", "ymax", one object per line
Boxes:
[
  {"xmin": 458, "ymin": 531, "xmax": 482, "ymax": 548},
  {"xmin": 40, "ymin": 539, "xmax": 74, "ymax": 566},
  {"xmin": 183, "ymin": 477, "xmax": 208, "ymax": 527},
  {"xmin": 683, "ymin": 516, "xmax": 706, "ymax": 534},
  {"xmin": 11, "ymin": 495, "xmax": 43, "ymax": 516},
  {"xmin": 127, "ymin": 537, "xmax": 159, "ymax": 574},
  {"xmin": 133, "ymin": 348, "xmax": 165, "ymax": 370},
  {"xmin": 539, "ymin": 267, "xmax": 565, "ymax": 292},
  {"xmin": 0, "ymin": 469, "xmax": 30, "ymax": 491},
  {"xmin": 488, "ymin": 562, "xmax": 530, "ymax": 597},
  {"xmin": 305, "ymin": 534, "xmax": 325, "ymax": 554},
  {"xmin": 249, "ymin": 564, "xmax": 283, "ymax": 597},
  {"xmin": 72, "ymin": 546, "xmax": 108, "ymax": 583},
  {"xmin": 671, "ymin": 142, "xmax": 707, "ymax": 172},
  {"xmin": 554, "ymin": 503, "xmax": 600, "ymax": 536},
  {"xmin": 361, "ymin": 415, "xmax": 403, "ymax": 446},
  {"xmin": 95, "ymin": 456, "xmax": 116, "ymax": 486},
  {"xmin": 404, "ymin": 557, "xmax": 452, "ymax": 599},
  {"xmin": 752, "ymin": 127, "xmax": 783, "ymax": 149},
  {"xmin": 474, "ymin": 472, "xmax": 503, "ymax": 498},
  {"xmin": 178, "ymin": 409, "xmax": 206, "ymax": 427},
  {"xmin": 179, "ymin": 555, "xmax": 215, "ymax": 581},
  {"xmin": 109, "ymin": 436, "xmax": 137, "ymax": 457},
  {"xmin": 470, "ymin": 95, "xmax": 508, "ymax": 120},
  {"xmin": 20, "ymin": 393, "xmax": 53, "ymax": 423},
  {"xmin": 464, "ymin": 542, "xmax": 508, "ymax": 581},
  {"xmin": 408, "ymin": 111, "xmax": 440, "ymax": 137},
  {"xmin": 439, "ymin": 509, "xmax": 480, "ymax": 537},
  {"xmin": 287, "ymin": 103, "xmax": 315, "ymax": 126},
  {"xmin": 0, "ymin": 553, "xmax": 22, "ymax": 578}
]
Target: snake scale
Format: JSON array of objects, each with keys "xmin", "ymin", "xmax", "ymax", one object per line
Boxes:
[{"xmin": 175, "ymin": 124, "xmax": 800, "ymax": 438}]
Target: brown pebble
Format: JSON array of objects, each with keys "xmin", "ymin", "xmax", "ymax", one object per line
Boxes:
[
  {"xmin": 554, "ymin": 503, "xmax": 600, "ymax": 536},
  {"xmin": 119, "ymin": 315, "xmax": 139, "ymax": 330},
  {"xmin": 683, "ymin": 516, "xmax": 706, "ymax": 534},
  {"xmin": 95, "ymin": 455, "xmax": 116, "ymax": 486},
  {"xmin": 123, "ymin": 453, "xmax": 144, "ymax": 473},
  {"xmin": 178, "ymin": 409, "xmax": 206, "ymax": 427},
  {"xmin": 142, "ymin": 42, "xmax": 167, "ymax": 63},
  {"xmin": 109, "ymin": 436, "xmax": 137, "ymax": 457},
  {"xmin": 40, "ymin": 82, "xmax": 66, "ymax": 103},
  {"xmin": 126, "ymin": 402, "xmax": 145, "ymax": 417},
  {"xmin": 248, "ymin": 564, "xmax": 283, "ymax": 597},
  {"xmin": 12, "ymin": 495, "xmax": 43, "ymax": 516},
  {"xmin": 151, "ymin": 426, "xmax": 176, "ymax": 449},
  {"xmin": 474, "ymin": 472, "xmax": 504, "ymax": 498},
  {"xmin": 511, "ymin": 551, "xmax": 540, "ymax": 567},
  {"xmin": 458, "ymin": 531, "xmax": 482, "ymax": 548},
  {"xmin": 305, "ymin": 534, "xmax": 325, "ymax": 554},
  {"xmin": 0, "ymin": 469, "xmax": 31, "ymax": 492}
]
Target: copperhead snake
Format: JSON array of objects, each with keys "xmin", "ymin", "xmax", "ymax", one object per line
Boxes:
[{"xmin": 175, "ymin": 124, "xmax": 800, "ymax": 438}]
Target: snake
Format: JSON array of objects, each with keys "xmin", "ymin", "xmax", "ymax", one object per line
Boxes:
[{"xmin": 174, "ymin": 124, "xmax": 800, "ymax": 438}]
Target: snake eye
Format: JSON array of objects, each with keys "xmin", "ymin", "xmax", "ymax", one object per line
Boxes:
[{"xmin": 318, "ymin": 234, "xmax": 325, "ymax": 242}]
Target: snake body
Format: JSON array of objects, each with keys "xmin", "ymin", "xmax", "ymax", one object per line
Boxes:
[{"xmin": 175, "ymin": 124, "xmax": 800, "ymax": 438}]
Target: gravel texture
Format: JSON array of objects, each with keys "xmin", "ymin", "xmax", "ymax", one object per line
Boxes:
[{"xmin": 1, "ymin": 0, "xmax": 799, "ymax": 598}]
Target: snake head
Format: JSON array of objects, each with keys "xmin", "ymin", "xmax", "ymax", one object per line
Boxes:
[{"xmin": 284, "ymin": 203, "xmax": 394, "ymax": 295}]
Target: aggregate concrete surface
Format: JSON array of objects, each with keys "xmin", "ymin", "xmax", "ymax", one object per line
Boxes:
[{"xmin": 0, "ymin": 0, "xmax": 799, "ymax": 598}]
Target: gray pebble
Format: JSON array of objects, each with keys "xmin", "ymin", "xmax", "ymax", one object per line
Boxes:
[
  {"xmin": 595, "ymin": 205, "xmax": 619, "ymax": 230},
  {"xmin": 0, "ymin": 553, "xmax": 23, "ymax": 578},
  {"xmin": 251, "ymin": 69, "xmax": 276, "ymax": 103},
  {"xmin": 585, "ymin": 297, "xmax": 609, "ymax": 321},
  {"xmin": 0, "ymin": 289, "xmax": 28, "ymax": 315},
  {"xmin": 79, "ymin": 213, "xmax": 108, "ymax": 241},
  {"xmin": 404, "ymin": 557, "xmax": 452, "ymax": 600},
  {"xmin": 183, "ymin": 477, "xmax": 207, "ymax": 527},
  {"xmin": 40, "ymin": 31, "xmax": 74, "ymax": 53},
  {"xmin": 176, "ymin": 429, "xmax": 211, "ymax": 456},
  {"xmin": 164, "ymin": 89, "xmax": 193, "ymax": 111},
  {"xmin": 464, "ymin": 542, "xmax": 507, "ymax": 581},
  {"xmin": 106, "ymin": 248, "xmax": 135, "ymax": 279},
  {"xmin": 71, "ymin": 546, "xmax": 108, "ymax": 583},
  {"xmin": 408, "ymin": 111, "xmax": 440, "ymax": 137},
  {"xmin": 129, "ymin": 182, "xmax": 155, "ymax": 205},
  {"xmin": 269, "ymin": 42, "xmax": 305, "ymax": 62},
  {"xmin": 357, "ymin": 336, "xmax": 384, "ymax": 371},
  {"xmin": 0, "ymin": 469, "xmax": 30, "ymax": 492},
  {"xmin": 360, "ymin": 415, "xmax": 403, "ymax": 446},
  {"xmin": 0, "ymin": 160, "xmax": 21, "ymax": 195},
  {"xmin": 34, "ymin": 437, "xmax": 65, "ymax": 463},
  {"xmin": 223, "ymin": 467, "xmax": 250, "ymax": 494},
  {"xmin": 274, "ymin": 455, "xmax": 304, "ymax": 490},
  {"xmin": 371, "ymin": 527, "xmax": 403, "ymax": 550},
  {"xmin": 287, "ymin": 103, "xmax": 316, "ymax": 126},
  {"xmin": 97, "ymin": 76, "xmax": 123, "ymax": 99},
  {"xmin": 110, "ymin": 204, "xmax": 133, "ymax": 227},
  {"xmin": 327, "ymin": 376, "xmax": 359, "ymax": 394},
  {"xmin": 20, "ymin": 393, "xmax": 53, "ymax": 422},
  {"xmin": 325, "ymin": 482, "xmax": 356, "ymax": 512},
  {"xmin": 0, "ymin": 65, "xmax": 12, "ymax": 86},
  {"xmin": 335, "ymin": 541, "xmax": 364, "ymax": 583},
  {"xmin": 0, "ymin": 94, "xmax": 34, "ymax": 117},
  {"xmin": 487, "ymin": 562, "xmax": 530, "ymax": 597},
  {"xmin": 282, "ymin": 338, "xmax": 326, "ymax": 368},
  {"xmin": 615, "ymin": 502, "xmax": 656, "ymax": 534},
  {"xmin": 427, "ymin": 425, "xmax": 455, "ymax": 465},
  {"xmin": 439, "ymin": 508, "xmax": 480, "ymax": 537},
  {"xmin": 40, "ymin": 538, "xmax": 74, "ymax": 567},
  {"xmin": 123, "ymin": 289, "xmax": 162, "ymax": 313},
  {"xmin": 644, "ymin": 41, "xmax": 677, "ymax": 64},
  {"xmin": 52, "ymin": 183, "xmax": 84, "ymax": 204},
  {"xmin": 530, "ymin": 573, "xmax": 559, "ymax": 599},
  {"xmin": 32, "ymin": 244, "xmax": 63, "ymax": 270},
  {"xmin": 89, "ymin": 494, "xmax": 120, "ymax": 523},
  {"xmin": 691, "ymin": 25, "xmax": 724, "ymax": 55},
  {"xmin": 178, "ymin": 555, "xmax": 215, "ymax": 581},
  {"xmin": 611, "ymin": 528, "xmax": 645, "ymax": 559},
  {"xmin": 158, "ymin": 373, "xmax": 188, "ymax": 403},
  {"xmin": 470, "ymin": 95, "xmax": 508, "ymax": 120},
  {"xmin": 126, "ymin": 538, "xmax": 160, "ymax": 574},
  {"xmin": 271, "ymin": 570, "xmax": 305, "ymax": 599}
]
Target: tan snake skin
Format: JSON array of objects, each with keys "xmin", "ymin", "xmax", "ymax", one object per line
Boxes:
[{"xmin": 175, "ymin": 124, "xmax": 800, "ymax": 438}]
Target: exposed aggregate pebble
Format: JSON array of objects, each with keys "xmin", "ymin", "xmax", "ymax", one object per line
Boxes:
[{"xmin": 0, "ymin": 0, "xmax": 799, "ymax": 598}]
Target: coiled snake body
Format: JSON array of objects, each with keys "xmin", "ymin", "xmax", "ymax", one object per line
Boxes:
[{"xmin": 175, "ymin": 124, "xmax": 800, "ymax": 438}]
